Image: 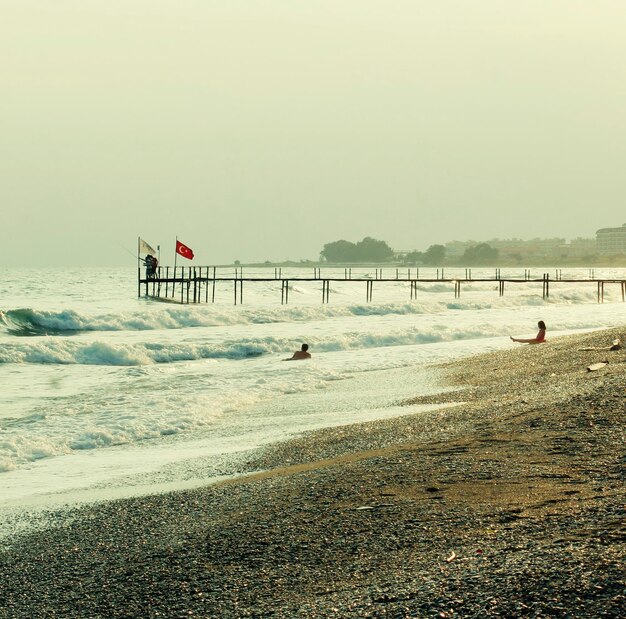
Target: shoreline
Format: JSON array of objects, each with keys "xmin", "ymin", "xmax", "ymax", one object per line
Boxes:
[
  {"xmin": 1, "ymin": 328, "xmax": 624, "ymax": 617},
  {"xmin": 0, "ymin": 360, "xmax": 447, "ymax": 524}
]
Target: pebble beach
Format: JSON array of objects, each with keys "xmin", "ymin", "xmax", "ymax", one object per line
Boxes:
[{"xmin": 1, "ymin": 328, "xmax": 624, "ymax": 618}]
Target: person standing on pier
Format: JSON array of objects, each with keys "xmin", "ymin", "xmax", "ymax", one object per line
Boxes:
[
  {"xmin": 510, "ymin": 321, "xmax": 546, "ymax": 344},
  {"xmin": 285, "ymin": 343, "xmax": 312, "ymax": 360},
  {"xmin": 144, "ymin": 254, "xmax": 158, "ymax": 279}
]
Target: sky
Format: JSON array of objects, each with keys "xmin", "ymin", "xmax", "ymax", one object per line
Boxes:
[{"xmin": 2, "ymin": 0, "xmax": 626, "ymax": 266}]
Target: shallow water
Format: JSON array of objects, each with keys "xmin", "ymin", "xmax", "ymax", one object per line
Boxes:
[{"xmin": 1, "ymin": 266, "xmax": 624, "ymax": 516}]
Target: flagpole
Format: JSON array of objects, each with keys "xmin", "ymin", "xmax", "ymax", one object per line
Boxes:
[
  {"xmin": 173, "ymin": 236, "xmax": 178, "ymax": 298},
  {"xmin": 137, "ymin": 236, "xmax": 141, "ymax": 298}
]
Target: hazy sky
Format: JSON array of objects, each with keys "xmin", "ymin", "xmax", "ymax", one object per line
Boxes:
[{"xmin": 2, "ymin": 1, "xmax": 626, "ymax": 266}]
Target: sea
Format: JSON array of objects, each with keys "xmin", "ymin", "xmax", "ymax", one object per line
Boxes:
[{"xmin": 1, "ymin": 265, "xmax": 625, "ymax": 533}]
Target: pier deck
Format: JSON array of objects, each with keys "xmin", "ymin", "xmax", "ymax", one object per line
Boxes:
[{"xmin": 138, "ymin": 267, "xmax": 626, "ymax": 305}]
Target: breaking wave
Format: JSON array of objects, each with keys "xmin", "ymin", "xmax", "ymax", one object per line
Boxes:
[
  {"xmin": 0, "ymin": 291, "xmax": 574, "ymax": 337},
  {"xmin": 0, "ymin": 325, "xmax": 503, "ymax": 366}
]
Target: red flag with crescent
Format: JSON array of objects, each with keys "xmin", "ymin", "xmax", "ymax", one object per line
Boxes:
[{"xmin": 176, "ymin": 240, "xmax": 194, "ymax": 260}]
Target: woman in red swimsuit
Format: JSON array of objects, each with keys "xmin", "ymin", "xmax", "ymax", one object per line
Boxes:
[{"xmin": 510, "ymin": 320, "xmax": 546, "ymax": 344}]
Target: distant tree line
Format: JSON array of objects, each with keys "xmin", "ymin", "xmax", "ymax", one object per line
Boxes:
[
  {"xmin": 403, "ymin": 243, "xmax": 501, "ymax": 265},
  {"xmin": 320, "ymin": 237, "xmax": 503, "ymax": 265},
  {"xmin": 317, "ymin": 237, "xmax": 626, "ymax": 266},
  {"xmin": 320, "ymin": 237, "xmax": 394, "ymax": 263},
  {"xmin": 402, "ymin": 244, "xmax": 446, "ymax": 265}
]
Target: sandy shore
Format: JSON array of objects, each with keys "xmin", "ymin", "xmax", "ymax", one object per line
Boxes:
[{"xmin": 1, "ymin": 329, "xmax": 624, "ymax": 618}]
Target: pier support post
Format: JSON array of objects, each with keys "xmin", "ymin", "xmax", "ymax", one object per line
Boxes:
[
  {"xmin": 322, "ymin": 280, "xmax": 330, "ymax": 303},
  {"xmin": 542, "ymin": 273, "xmax": 550, "ymax": 299},
  {"xmin": 233, "ymin": 279, "xmax": 243, "ymax": 305},
  {"xmin": 281, "ymin": 280, "xmax": 289, "ymax": 304}
]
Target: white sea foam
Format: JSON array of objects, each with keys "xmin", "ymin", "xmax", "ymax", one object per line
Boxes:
[
  {"xmin": 0, "ymin": 284, "xmax": 605, "ymax": 336},
  {"xmin": 0, "ymin": 324, "xmax": 520, "ymax": 366},
  {"xmin": 0, "ymin": 301, "xmax": 618, "ymax": 368},
  {"xmin": 0, "ymin": 355, "xmax": 348, "ymax": 472}
]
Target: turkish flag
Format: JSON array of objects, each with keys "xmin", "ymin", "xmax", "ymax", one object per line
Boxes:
[{"xmin": 176, "ymin": 240, "xmax": 194, "ymax": 260}]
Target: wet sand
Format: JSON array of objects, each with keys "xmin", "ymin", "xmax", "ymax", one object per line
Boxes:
[{"xmin": 1, "ymin": 329, "xmax": 624, "ymax": 618}]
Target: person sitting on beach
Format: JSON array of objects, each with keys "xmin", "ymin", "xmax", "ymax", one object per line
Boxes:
[
  {"xmin": 510, "ymin": 320, "xmax": 546, "ymax": 344},
  {"xmin": 285, "ymin": 343, "xmax": 311, "ymax": 360}
]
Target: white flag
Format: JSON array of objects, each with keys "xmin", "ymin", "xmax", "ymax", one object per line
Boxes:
[{"xmin": 139, "ymin": 238, "xmax": 156, "ymax": 255}]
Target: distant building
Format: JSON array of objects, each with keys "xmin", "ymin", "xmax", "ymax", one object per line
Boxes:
[
  {"xmin": 446, "ymin": 238, "xmax": 567, "ymax": 260},
  {"xmin": 596, "ymin": 224, "xmax": 626, "ymax": 255},
  {"xmin": 444, "ymin": 240, "xmax": 475, "ymax": 258},
  {"xmin": 489, "ymin": 238, "xmax": 566, "ymax": 259},
  {"xmin": 560, "ymin": 237, "xmax": 597, "ymax": 257},
  {"xmin": 444, "ymin": 236, "xmax": 597, "ymax": 260}
]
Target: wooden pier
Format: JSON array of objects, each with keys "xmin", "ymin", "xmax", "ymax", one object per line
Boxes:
[{"xmin": 138, "ymin": 266, "xmax": 626, "ymax": 305}]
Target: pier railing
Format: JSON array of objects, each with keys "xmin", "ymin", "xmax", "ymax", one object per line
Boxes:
[{"xmin": 138, "ymin": 266, "xmax": 626, "ymax": 305}]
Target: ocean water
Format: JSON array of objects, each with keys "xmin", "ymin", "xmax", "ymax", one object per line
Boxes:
[{"xmin": 1, "ymin": 265, "xmax": 625, "ymax": 518}]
